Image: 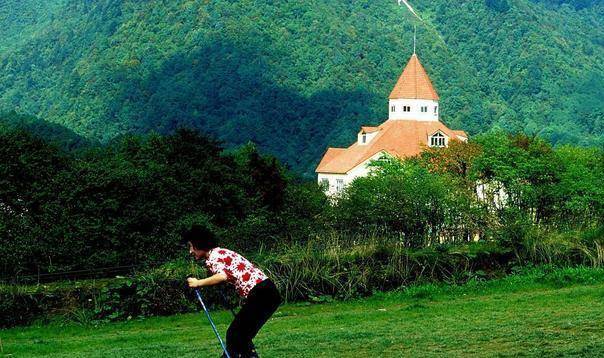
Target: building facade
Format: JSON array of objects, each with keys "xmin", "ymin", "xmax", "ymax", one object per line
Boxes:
[{"xmin": 316, "ymin": 54, "xmax": 468, "ymax": 195}]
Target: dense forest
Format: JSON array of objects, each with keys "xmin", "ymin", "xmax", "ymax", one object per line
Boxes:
[
  {"xmin": 0, "ymin": 123, "xmax": 322, "ymax": 279},
  {"xmin": 0, "ymin": 111, "xmax": 92, "ymax": 150},
  {"xmin": 1, "ymin": 0, "xmax": 603, "ymax": 175},
  {"xmin": 1, "ymin": 122, "xmax": 603, "ymax": 282}
]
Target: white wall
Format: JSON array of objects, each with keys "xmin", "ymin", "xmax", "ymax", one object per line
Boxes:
[
  {"xmin": 318, "ymin": 152, "xmax": 387, "ymax": 196},
  {"xmin": 388, "ymin": 99, "xmax": 439, "ymax": 121},
  {"xmin": 456, "ymin": 134, "xmax": 468, "ymax": 142},
  {"xmin": 317, "ymin": 173, "xmax": 348, "ymax": 196},
  {"xmin": 357, "ymin": 131, "xmax": 379, "ymax": 145},
  {"xmin": 476, "ymin": 180, "xmax": 509, "ymax": 209}
]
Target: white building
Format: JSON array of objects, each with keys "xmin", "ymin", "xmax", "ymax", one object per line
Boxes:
[{"xmin": 316, "ymin": 53, "xmax": 468, "ymax": 195}]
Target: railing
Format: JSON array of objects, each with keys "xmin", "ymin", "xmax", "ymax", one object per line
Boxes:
[{"xmin": 0, "ymin": 264, "xmax": 152, "ymax": 285}]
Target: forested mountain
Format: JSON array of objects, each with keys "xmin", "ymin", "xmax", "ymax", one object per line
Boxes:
[
  {"xmin": 0, "ymin": 111, "xmax": 92, "ymax": 150},
  {"xmin": 0, "ymin": 0, "xmax": 603, "ymax": 175}
]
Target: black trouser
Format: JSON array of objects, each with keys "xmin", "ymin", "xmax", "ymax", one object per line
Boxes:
[{"xmin": 225, "ymin": 279, "xmax": 281, "ymax": 358}]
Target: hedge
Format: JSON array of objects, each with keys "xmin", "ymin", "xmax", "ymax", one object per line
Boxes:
[{"xmin": 0, "ymin": 241, "xmax": 517, "ymax": 328}]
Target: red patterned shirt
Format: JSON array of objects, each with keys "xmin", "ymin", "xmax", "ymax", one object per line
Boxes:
[{"xmin": 206, "ymin": 247, "xmax": 268, "ymax": 298}]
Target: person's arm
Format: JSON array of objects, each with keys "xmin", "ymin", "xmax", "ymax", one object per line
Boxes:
[{"xmin": 187, "ymin": 272, "xmax": 228, "ymax": 288}]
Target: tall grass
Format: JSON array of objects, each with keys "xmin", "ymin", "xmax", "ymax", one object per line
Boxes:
[
  {"xmin": 521, "ymin": 227, "xmax": 604, "ymax": 267},
  {"xmin": 256, "ymin": 232, "xmax": 510, "ymax": 301},
  {"xmin": 3, "ymin": 230, "xmax": 604, "ymax": 328}
]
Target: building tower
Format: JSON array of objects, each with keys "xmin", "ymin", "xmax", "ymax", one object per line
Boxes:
[{"xmin": 316, "ymin": 53, "xmax": 468, "ymax": 195}]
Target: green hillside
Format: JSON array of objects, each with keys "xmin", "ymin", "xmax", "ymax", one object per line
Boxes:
[
  {"xmin": 1, "ymin": 0, "xmax": 603, "ymax": 175},
  {"xmin": 0, "ymin": 111, "xmax": 92, "ymax": 150}
]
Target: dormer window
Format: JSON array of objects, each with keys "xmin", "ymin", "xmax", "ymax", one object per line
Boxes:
[
  {"xmin": 362, "ymin": 134, "xmax": 367, "ymax": 144},
  {"xmin": 429, "ymin": 132, "xmax": 446, "ymax": 147}
]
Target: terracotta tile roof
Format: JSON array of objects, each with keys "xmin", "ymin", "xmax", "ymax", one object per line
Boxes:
[
  {"xmin": 452, "ymin": 130, "xmax": 468, "ymax": 138},
  {"xmin": 316, "ymin": 120, "xmax": 464, "ymax": 174},
  {"xmin": 361, "ymin": 126, "xmax": 380, "ymax": 133},
  {"xmin": 316, "ymin": 148, "xmax": 347, "ymax": 172},
  {"xmin": 389, "ymin": 54, "xmax": 439, "ymax": 101}
]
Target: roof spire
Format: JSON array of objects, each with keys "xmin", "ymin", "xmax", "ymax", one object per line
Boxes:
[{"xmin": 389, "ymin": 54, "xmax": 439, "ymax": 100}]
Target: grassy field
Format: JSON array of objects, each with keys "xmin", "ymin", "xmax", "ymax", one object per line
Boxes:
[{"xmin": 2, "ymin": 269, "xmax": 604, "ymax": 357}]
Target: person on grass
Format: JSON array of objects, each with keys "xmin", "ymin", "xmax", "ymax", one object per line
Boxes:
[{"xmin": 183, "ymin": 225, "xmax": 281, "ymax": 358}]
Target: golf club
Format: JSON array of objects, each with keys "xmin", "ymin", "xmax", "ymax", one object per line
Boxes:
[{"xmin": 194, "ymin": 289, "xmax": 231, "ymax": 358}]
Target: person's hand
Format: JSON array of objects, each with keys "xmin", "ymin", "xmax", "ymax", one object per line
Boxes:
[{"xmin": 187, "ymin": 277, "xmax": 201, "ymax": 288}]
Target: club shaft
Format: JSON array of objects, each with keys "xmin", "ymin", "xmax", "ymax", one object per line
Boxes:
[{"xmin": 195, "ymin": 289, "xmax": 230, "ymax": 358}]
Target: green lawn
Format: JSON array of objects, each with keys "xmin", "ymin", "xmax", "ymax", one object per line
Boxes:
[{"xmin": 2, "ymin": 279, "xmax": 604, "ymax": 357}]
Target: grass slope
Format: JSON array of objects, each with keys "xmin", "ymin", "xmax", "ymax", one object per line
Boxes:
[{"xmin": 3, "ymin": 270, "xmax": 604, "ymax": 357}]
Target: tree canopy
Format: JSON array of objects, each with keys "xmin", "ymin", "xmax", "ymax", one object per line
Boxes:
[{"xmin": 1, "ymin": 0, "xmax": 603, "ymax": 176}]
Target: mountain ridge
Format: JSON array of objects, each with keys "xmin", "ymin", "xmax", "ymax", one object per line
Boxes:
[{"xmin": 1, "ymin": 0, "xmax": 603, "ymax": 175}]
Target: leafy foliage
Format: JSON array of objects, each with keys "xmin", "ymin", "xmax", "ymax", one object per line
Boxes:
[
  {"xmin": 332, "ymin": 159, "xmax": 482, "ymax": 247},
  {"xmin": 0, "ymin": 111, "xmax": 92, "ymax": 150},
  {"xmin": 0, "ymin": 240, "xmax": 514, "ymax": 328},
  {"xmin": 332, "ymin": 131, "xmax": 604, "ymax": 260},
  {"xmin": 1, "ymin": 127, "xmax": 604, "ymax": 328},
  {"xmin": 0, "ymin": 0, "xmax": 603, "ymax": 175},
  {"xmin": 0, "ymin": 127, "xmax": 322, "ymax": 279},
  {"xmin": 1, "ymin": 126, "xmax": 603, "ymax": 279}
]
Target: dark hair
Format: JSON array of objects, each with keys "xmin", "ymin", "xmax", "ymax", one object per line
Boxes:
[{"xmin": 181, "ymin": 224, "xmax": 218, "ymax": 251}]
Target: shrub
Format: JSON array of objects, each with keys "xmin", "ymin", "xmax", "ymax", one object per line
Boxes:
[
  {"xmin": 5, "ymin": 233, "xmax": 604, "ymax": 329},
  {"xmin": 0, "ymin": 259, "xmax": 207, "ymax": 328},
  {"xmin": 332, "ymin": 160, "xmax": 483, "ymax": 247},
  {"xmin": 0, "ymin": 239, "xmax": 513, "ymax": 328}
]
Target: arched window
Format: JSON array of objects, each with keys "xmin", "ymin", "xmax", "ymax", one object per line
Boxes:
[{"xmin": 429, "ymin": 132, "xmax": 446, "ymax": 147}]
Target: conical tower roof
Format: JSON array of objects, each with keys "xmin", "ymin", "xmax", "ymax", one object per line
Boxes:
[{"xmin": 389, "ymin": 54, "xmax": 439, "ymax": 100}]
